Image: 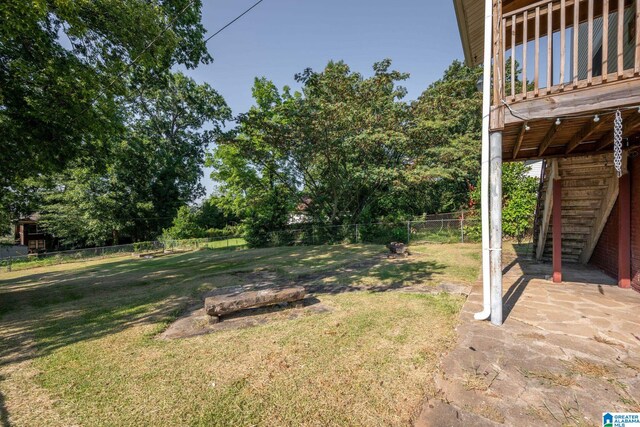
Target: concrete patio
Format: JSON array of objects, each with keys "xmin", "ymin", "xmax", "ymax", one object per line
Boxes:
[{"xmin": 416, "ymin": 254, "xmax": 640, "ymax": 426}]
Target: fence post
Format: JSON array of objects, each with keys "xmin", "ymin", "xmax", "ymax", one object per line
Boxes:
[
  {"xmin": 355, "ymin": 224, "xmax": 359, "ymax": 243},
  {"xmin": 460, "ymin": 211, "xmax": 465, "ymax": 243},
  {"xmin": 8, "ymin": 256, "xmax": 11, "ymax": 273},
  {"xmin": 407, "ymin": 221, "xmax": 411, "ymax": 244}
]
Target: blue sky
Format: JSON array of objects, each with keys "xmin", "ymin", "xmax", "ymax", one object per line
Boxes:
[{"xmin": 186, "ymin": 0, "xmax": 465, "ymax": 197}]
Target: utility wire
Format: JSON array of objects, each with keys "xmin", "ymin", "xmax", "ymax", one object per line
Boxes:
[
  {"xmin": 71, "ymin": 0, "xmax": 266, "ymax": 123},
  {"xmin": 204, "ymin": 0, "xmax": 265, "ymax": 43}
]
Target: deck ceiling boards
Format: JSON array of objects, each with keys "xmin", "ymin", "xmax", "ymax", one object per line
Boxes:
[
  {"xmin": 453, "ymin": 0, "xmax": 484, "ymax": 66},
  {"xmin": 503, "ymin": 110, "xmax": 640, "ymax": 161},
  {"xmin": 454, "ymin": 0, "xmax": 524, "ymax": 66}
]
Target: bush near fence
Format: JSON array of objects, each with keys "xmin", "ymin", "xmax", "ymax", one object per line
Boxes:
[
  {"xmin": 0, "ymin": 213, "xmax": 496, "ymax": 273},
  {"xmin": 261, "ymin": 218, "xmax": 481, "ymax": 248}
]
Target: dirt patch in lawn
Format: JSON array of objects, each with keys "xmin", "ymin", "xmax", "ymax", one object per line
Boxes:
[
  {"xmin": 159, "ymin": 298, "xmax": 333, "ymax": 339},
  {"xmin": 160, "ymin": 259, "xmax": 471, "ymax": 340}
]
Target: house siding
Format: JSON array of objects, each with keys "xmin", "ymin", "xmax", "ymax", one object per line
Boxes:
[
  {"xmin": 589, "ymin": 154, "xmax": 640, "ymax": 292},
  {"xmin": 631, "ymin": 155, "xmax": 640, "ymax": 292},
  {"xmin": 590, "ymin": 200, "xmax": 619, "ymax": 278}
]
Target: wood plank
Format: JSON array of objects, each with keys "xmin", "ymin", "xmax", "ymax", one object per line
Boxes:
[
  {"xmin": 502, "ymin": 17, "xmax": 507, "ymax": 101},
  {"xmin": 560, "ymin": 0, "xmax": 567, "ymax": 86},
  {"xmin": 565, "ymin": 119, "xmax": 607, "ymax": 153},
  {"xmin": 492, "ymin": 0, "xmax": 504, "ymax": 105},
  {"xmin": 539, "ymin": 121, "xmax": 561, "ymax": 156},
  {"xmin": 603, "ymin": 0, "xmax": 609, "ymax": 82},
  {"xmin": 512, "ymin": 15, "xmax": 517, "ymax": 100},
  {"xmin": 547, "ymin": 3, "xmax": 553, "ymax": 94},
  {"xmin": 513, "ymin": 122, "xmax": 528, "ymax": 159},
  {"xmin": 508, "ymin": 68, "xmax": 638, "ymax": 104},
  {"xmin": 580, "ymin": 171, "xmax": 618, "ymax": 263},
  {"xmin": 504, "ymin": 77, "xmax": 640, "ymax": 125},
  {"xmin": 552, "ymin": 176, "xmax": 562, "ymax": 282},
  {"xmin": 618, "ymin": 0, "xmax": 624, "ymax": 78},
  {"xmin": 537, "ymin": 159, "xmax": 557, "ymax": 261},
  {"xmin": 523, "ymin": 10, "xmax": 529, "ymax": 98},
  {"xmin": 535, "ymin": 7, "xmax": 541, "ymax": 96},
  {"xmin": 587, "ymin": 0, "xmax": 594, "ymax": 85},
  {"xmin": 574, "ymin": 0, "xmax": 580, "ymax": 87},
  {"xmin": 636, "ymin": 0, "xmax": 640, "ymax": 74}
]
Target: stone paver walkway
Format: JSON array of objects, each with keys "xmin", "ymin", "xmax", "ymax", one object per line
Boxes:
[{"xmin": 416, "ymin": 256, "xmax": 640, "ymax": 426}]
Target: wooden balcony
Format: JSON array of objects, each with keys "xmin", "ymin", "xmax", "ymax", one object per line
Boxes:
[{"xmin": 492, "ymin": 0, "xmax": 640, "ymax": 160}]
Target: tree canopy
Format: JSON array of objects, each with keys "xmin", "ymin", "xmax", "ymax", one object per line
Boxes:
[
  {"xmin": 0, "ymin": 0, "xmax": 211, "ymax": 213},
  {"xmin": 40, "ymin": 72, "xmax": 230, "ymax": 246}
]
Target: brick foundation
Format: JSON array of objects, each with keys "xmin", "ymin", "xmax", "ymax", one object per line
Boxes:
[{"xmin": 589, "ymin": 154, "xmax": 640, "ymax": 292}]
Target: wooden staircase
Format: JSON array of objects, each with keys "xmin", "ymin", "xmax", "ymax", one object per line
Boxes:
[{"xmin": 534, "ymin": 154, "xmax": 619, "ymax": 264}]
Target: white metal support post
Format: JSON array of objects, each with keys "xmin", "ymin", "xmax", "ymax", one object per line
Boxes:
[{"xmin": 474, "ymin": 0, "xmax": 494, "ymax": 321}]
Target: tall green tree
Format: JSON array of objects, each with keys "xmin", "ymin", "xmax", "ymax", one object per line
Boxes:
[
  {"xmin": 209, "ymin": 59, "xmax": 413, "ymax": 238},
  {"xmin": 408, "ymin": 61, "xmax": 483, "ymax": 214},
  {"xmin": 0, "ymin": 0, "xmax": 210, "ymax": 216},
  {"xmin": 40, "ymin": 73, "xmax": 230, "ymax": 246}
]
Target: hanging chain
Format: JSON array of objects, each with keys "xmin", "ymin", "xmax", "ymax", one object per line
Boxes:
[{"xmin": 614, "ymin": 110, "xmax": 623, "ymax": 178}]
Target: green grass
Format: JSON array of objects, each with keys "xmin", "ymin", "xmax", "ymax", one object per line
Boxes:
[
  {"xmin": 203, "ymin": 237, "xmax": 247, "ymax": 249},
  {"xmin": 0, "ymin": 243, "xmax": 480, "ymax": 426},
  {"xmin": 0, "ymin": 237, "xmax": 248, "ymax": 273}
]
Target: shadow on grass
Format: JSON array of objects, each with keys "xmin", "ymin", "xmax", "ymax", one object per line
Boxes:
[
  {"xmin": 1, "ymin": 244, "xmax": 430, "ymax": 367},
  {"xmin": 0, "ymin": 375, "xmax": 10, "ymax": 427}
]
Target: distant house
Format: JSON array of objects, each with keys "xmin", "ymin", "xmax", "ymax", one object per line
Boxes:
[
  {"xmin": 524, "ymin": 160, "xmax": 543, "ymax": 180},
  {"xmin": 14, "ymin": 214, "xmax": 58, "ymax": 253},
  {"xmin": 288, "ymin": 197, "xmax": 312, "ymax": 225}
]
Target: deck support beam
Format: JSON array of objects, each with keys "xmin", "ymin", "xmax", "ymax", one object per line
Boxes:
[
  {"xmin": 512, "ymin": 122, "xmax": 527, "ymax": 159},
  {"xmin": 552, "ymin": 176, "xmax": 562, "ymax": 283},
  {"xmin": 618, "ymin": 153, "xmax": 631, "ymax": 288},
  {"xmin": 565, "ymin": 119, "xmax": 605, "ymax": 154},
  {"xmin": 490, "ymin": 131, "xmax": 503, "ymax": 326},
  {"xmin": 538, "ymin": 122, "xmax": 560, "ymax": 156}
]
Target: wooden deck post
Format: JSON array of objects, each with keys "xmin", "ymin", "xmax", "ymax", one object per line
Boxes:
[
  {"xmin": 618, "ymin": 160, "xmax": 631, "ymax": 288},
  {"xmin": 552, "ymin": 177, "xmax": 562, "ymax": 283}
]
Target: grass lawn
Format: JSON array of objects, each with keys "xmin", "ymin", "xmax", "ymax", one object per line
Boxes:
[{"xmin": 0, "ymin": 243, "xmax": 481, "ymax": 426}]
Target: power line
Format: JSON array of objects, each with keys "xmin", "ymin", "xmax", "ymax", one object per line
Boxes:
[
  {"xmin": 98, "ymin": 0, "xmax": 198, "ymax": 101},
  {"xmin": 71, "ymin": 0, "xmax": 265, "ymax": 123},
  {"xmin": 204, "ymin": 0, "xmax": 265, "ymax": 43}
]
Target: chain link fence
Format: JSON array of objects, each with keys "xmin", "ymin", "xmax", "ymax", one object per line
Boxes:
[
  {"xmin": 0, "ymin": 236, "xmax": 246, "ymax": 273},
  {"xmin": 263, "ymin": 217, "xmax": 481, "ymax": 248},
  {"xmin": 0, "ymin": 213, "xmax": 488, "ymax": 273}
]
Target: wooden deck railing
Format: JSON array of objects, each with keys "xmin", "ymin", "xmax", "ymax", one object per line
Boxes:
[{"xmin": 498, "ymin": 0, "xmax": 640, "ymax": 104}]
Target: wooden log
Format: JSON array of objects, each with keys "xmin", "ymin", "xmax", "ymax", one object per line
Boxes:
[{"xmin": 205, "ymin": 286, "xmax": 306, "ymax": 317}]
